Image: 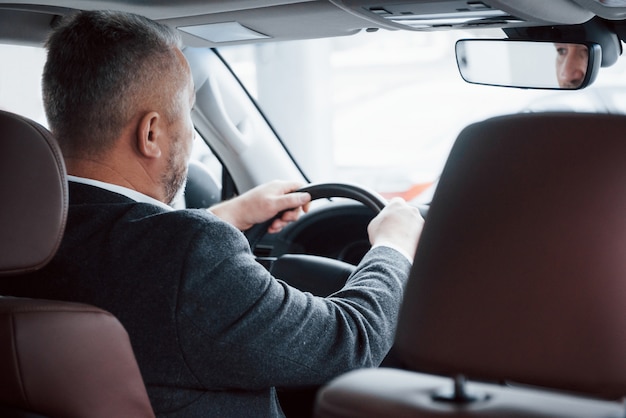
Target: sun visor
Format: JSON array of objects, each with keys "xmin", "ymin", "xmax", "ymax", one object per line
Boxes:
[{"xmin": 178, "ymin": 22, "xmax": 270, "ymax": 43}]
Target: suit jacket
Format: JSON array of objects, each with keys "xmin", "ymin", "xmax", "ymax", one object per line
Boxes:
[{"xmin": 1, "ymin": 182, "xmax": 412, "ymax": 417}]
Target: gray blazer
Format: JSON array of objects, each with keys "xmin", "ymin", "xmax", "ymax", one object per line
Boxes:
[{"xmin": 1, "ymin": 182, "xmax": 411, "ymax": 417}]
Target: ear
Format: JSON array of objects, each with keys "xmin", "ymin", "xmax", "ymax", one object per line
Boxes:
[{"xmin": 136, "ymin": 111, "xmax": 163, "ymax": 159}]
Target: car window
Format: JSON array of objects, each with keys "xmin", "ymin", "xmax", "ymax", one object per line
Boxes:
[
  {"xmin": 219, "ymin": 29, "xmax": 626, "ymax": 202},
  {"xmin": 0, "ymin": 44, "xmax": 46, "ymax": 125}
]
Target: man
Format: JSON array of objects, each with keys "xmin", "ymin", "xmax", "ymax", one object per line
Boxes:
[
  {"xmin": 0, "ymin": 10, "xmax": 423, "ymax": 417},
  {"xmin": 555, "ymin": 42, "xmax": 589, "ymax": 89}
]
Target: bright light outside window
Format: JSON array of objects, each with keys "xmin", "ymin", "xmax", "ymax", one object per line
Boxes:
[
  {"xmin": 4, "ymin": 32, "xmax": 626, "ymax": 204},
  {"xmin": 0, "ymin": 44, "xmax": 46, "ymax": 125},
  {"xmin": 220, "ymin": 29, "xmax": 626, "ymax": 202}
]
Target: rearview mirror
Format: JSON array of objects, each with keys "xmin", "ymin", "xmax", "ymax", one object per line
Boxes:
[{"xmin": 455, "ymin": 39, "xmax": 601, "ymax": 90}]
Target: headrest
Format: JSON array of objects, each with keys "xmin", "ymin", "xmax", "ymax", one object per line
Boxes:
[
  {"xmin": 184, "ymin": 159, "xmax": 221, "ymax": 209},
  {"xmin": 0, "ymin": 110, "xmax": 67, "ymax": 276},
  {"xmin": 396, "ymin": 112, "xmax": 626, "ymax": 400}
]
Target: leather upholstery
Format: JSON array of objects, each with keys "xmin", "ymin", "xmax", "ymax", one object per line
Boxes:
[
  {"xmin": 0, "ymin": 110, "xmax": 154, "ymax": 417},
  {"xmin": 0, "ymin": 297, "xmax": 155, "ymax": 418},
  {"xmin": 315, "ymin": 112, "xmax": 626, "ymax": 417},
  {"xmin": 0, "ymin": 110, "xmax": 67, "ymax": 276},
  {"xmin": 397, "ymin": 112, "xmax": 626, "ymax": 399}
]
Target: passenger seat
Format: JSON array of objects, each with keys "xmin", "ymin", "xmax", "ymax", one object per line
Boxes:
[
  {"xmin": 314, "ymin": 112, "xmax": 626, "ymax": 418},
  {"xmin": 0, "ymin": 110, "xmax": 155, "ymax": 418}
]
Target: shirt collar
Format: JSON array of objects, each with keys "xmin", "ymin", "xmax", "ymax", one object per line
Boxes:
[{"xmin": 67, "ymin": 175, "xmax": 172, "ymax": 211}]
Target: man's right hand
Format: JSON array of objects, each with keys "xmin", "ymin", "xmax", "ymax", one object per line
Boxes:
[{"xmin": 367, "ymin": 197, "xmax": 424, "ymax": 262}]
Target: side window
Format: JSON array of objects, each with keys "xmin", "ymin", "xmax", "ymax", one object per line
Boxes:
[
  {"xmin": 0, "ymin": 44, "xmax": 46, "ymax": 124},
  {"xmin": 192, "ymin": 134, "xmax": 223, "ymax": 184}
]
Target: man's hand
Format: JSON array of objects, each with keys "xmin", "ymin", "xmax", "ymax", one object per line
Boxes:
[
  {"xmin": 367, "ymin": 197, "xmax": 424, "ymax": 262},
  {"xmin": 209, "ymin": 180, "xmax": 311, "ymax": 232}
]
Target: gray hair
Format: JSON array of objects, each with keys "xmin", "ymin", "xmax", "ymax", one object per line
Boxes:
[{"xmin": 43, "ymin": 10, "xmax": 184, "ymax": 157}]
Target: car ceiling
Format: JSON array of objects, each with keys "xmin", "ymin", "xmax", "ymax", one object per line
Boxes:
[{"xmin": 1, "ymin": 0, "xmax": 626, "ymax": 48}]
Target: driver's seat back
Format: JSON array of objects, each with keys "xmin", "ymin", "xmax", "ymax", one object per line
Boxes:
[{"xmin": 0, "ymin": 110, "xmax": 155, "ymax": 417}]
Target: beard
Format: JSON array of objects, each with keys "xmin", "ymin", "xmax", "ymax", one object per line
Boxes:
[{"xmin": 162, "ymin": 137, "xmax": 189, "ymax": 205}]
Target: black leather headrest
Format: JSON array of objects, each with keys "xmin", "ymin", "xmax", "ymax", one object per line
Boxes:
[
  {"xmin": 0, "ymin": 110, "xmax": 67, "ymax": 276},
  {"xmin": 396, "ymin": 112, "xmax": 626, "ymax": 400}
]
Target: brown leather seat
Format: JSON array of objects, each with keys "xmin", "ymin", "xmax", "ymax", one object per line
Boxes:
[
  {"xmin": 314, "ymin": 112, "xmax": 626, "ymax": 418},
  {"xmin": 0, "ymin": 110, "xmax": 155, "ymax": 418}
]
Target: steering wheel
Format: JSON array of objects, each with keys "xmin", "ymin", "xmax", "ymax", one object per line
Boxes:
[
  {"xmin": 245, "ymin": 182, "xmax": 388, "ymax": 249},
  {"xmin": 300, "ymin": 182, "xmax": 387, "ymax": 212}
]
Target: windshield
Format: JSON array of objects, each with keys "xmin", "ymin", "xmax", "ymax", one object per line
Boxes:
[
  {"xmin": 4, "ymin": 30, "xmax": 626, "ymax": 205},
  {"xmin": 219, "ymin": 29, "xmax": 626, "ymax": 203}
]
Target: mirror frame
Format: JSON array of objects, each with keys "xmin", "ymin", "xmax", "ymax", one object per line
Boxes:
[{"xmin": 455, "ymin": 39, "xmax": 602, "ymax": 90}]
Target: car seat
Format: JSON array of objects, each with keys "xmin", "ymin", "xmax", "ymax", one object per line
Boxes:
[
  {"xmin": 314, "ymin": 112, "xmax": 626, "ymax": 418},
  {"xmin": 0, "ymin": 110, "xmax": 155, "ymax": 418}
]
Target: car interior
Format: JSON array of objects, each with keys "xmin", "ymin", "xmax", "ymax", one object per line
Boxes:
[
  {"xmin": 0, "ymin": 110, "xmax": 154, "ymax": 417},
  {"xmin": 315, "ymin": 112, "xmax": 626, "ymax": 417},
  {"xmin": 1, "ymin": 1, "xmax": 626, "ymax": 417}
]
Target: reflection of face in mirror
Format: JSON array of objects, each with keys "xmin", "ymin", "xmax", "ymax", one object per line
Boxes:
[{"xmin": 555, "ymin": 43, "xmax": 588, "ymax": 89}]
